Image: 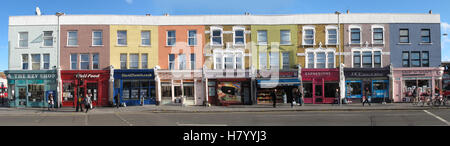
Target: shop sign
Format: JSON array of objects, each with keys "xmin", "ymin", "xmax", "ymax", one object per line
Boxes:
[
  {"xmin": 258, "ymin": 70, "xmax": 298, "ymax": 78},
  {"xmin": 121, "ymin": 73, "xmax": 153, "ymax": 78},
  {"xmin": 345, "ymin": 70, "xmax": 389, "ymax": 78},
  {"xmin": 75, "ymin": 74, "xmax": 100, "ymax": 79},
  {"xmin": 7, "ymin": 74, "xmax": 56, "ymax": 80}
]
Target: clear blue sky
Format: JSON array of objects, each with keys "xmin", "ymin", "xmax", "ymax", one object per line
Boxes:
[{"xmin": 1, "ymin": 0, "xmax": 449, "ymax": 71}]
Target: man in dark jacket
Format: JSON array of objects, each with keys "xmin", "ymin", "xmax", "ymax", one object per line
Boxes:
[
  {"xmin": 363, "ymin": 88, "xmax": 371, "ymax": 106},
  {"xmin": 115, "ymin": 91, "xmax": 120, "ymax": 108},
  {"xmin": 334, "ymin": 88, "xmax": 340, "ymax": 105},
  {"xmin": 271, "ymin": 89, "xmax": 278, "ymax": 108}
]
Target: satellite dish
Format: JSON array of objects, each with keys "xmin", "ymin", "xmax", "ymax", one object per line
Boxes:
[{"xmin": 36, "ymin": 7, "xmax": 41, "ymax": 16}]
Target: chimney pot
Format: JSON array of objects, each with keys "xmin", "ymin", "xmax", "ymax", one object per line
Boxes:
[
  {"xmin": 429, "ymin": 10, "xmax": 432, "ymax": 14},
  {"xmin": 347, "ymin": 10, "xmax": 350, "ymax": 14}
]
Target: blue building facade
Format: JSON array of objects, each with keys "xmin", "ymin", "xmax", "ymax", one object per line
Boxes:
[{"xmin": 113, "ymin": 69, "xmax": 156, "ymax": 106}]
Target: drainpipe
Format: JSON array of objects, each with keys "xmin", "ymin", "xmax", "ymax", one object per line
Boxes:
[{"xmin": 340, "ymin": 63, "xmax": 345, "ymax": 106}]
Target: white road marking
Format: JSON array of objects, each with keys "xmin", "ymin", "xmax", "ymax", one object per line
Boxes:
[
  {"xmin": 423, "ymin": 110, "xmax": 450, "ymax": 126},
  {"xmin": 176, "ymin": 122, "xmax": 227, "ymax": 126},
  {"xmin": 115, "ymin": 112, "xmax": 133, "ymax": 126}
]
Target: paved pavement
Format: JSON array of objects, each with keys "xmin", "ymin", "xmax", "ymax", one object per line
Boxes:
[{"xmin": 0, "ymin": 103, "xmax": 449, "ymax": 126}]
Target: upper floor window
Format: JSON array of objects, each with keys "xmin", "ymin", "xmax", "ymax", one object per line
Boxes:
[
  {"xmin": 92, "ymin": 31, "xmax": 103, "ymax": 46},
  {"xmin": 117, "ymin": 31, "xmax": 127, "ymax": 46},
  {"xmin": 190, "ymin": 54, "xmax": 195, "ymax": 70},
  {"xmin": 215, "ymin": 53, "xmax": 223, "ymax": 70},
  {"xmin": 120, "ymin": 54, "xmax": 127, "ymax": 69},
  {"xmin": 402, "ymin": 51, "xmax": 409, "ymax": 67},
  {"xmin": 22, "ymin": 54, "xmax": 29, "ymax": 70},
  {"xmin": 307, "ymin": 52, "xmax": 314, "ymax": 68},
  {"xmin": 421, "ymin": 29, "xmax": 431, "ymax": 43},
  {"xmin": 351, "ymin": 28, "xmax": 361, "ymax": 44},
  {"xmin": 374, "ymin": 51, "xmax": 381, "ymax": 68},
  {"xmin": 141, "ymin": 31, "xmax": 151, "ymax": 46},
  {"xmin": 19, "ymin": 32, "xmax": 28, "ymax": 48},
  {"xmin": 399, "ymin": 29, "xmax": 409, "ymax": 43},
  {"xmin": 373, "ymin": 28, "xmax": 383, "ymax": 44},
  {"xmin": 362, "ymin": 51, "xmax": 372, "ymax": 68},
  {"xmin": 43, "ymin": 31, "xmax": 53, "ymax": 47},
  {"xmin": 304, "ymin": 29, "xmax": 314, "ymax": 45},
  {"xmin": 257, "ymin": 30, "xmax": 268, "ymax": 45},
  {"xmin": 327, "ymin": 52, "xmax": 334, "ymax": 68},
  {"xmin": 422, "ymin": 51, "xmax": 429, "ymax": 67},
  {"xmin": 188, "ymin": 30, "xmax": 197, "ymax": 46},
  {"xmin": 327, "ymin": 29, "xmax": 337, "ymax": 45},
  {"xmin": 236, "ymin": 53, "xmax": 243, "ymax": 69},
  {"xmin": 167, "ymin": 31, "xmax": 176, "ymax": 46},
  {"xmin": 71, "ymin": 54, "xmax": 77, "ymax": 70},
  {"xmin": 411, "ymin": 52, "xmax": 421, "ymax": 67},
  {"xmin": 67, "ymin": 31, "xmax": 78, "ymax": 46},
  {"xmin": 224, "ymin": 53, "xmax": 234, "ymax": 69},
  {"xmin": 129, "ymin": 54, "xmax": 139, "ymax": 69},
  {"xmin": 92, "ymin": 53, "xmax": 99, "ymax": 69},
  {"xmin": 80, "ymin": 54, "xmax": 90, "ymax": 70},
  {"xmin": 141, "ymin": 54, "xmax": 148, "ymax": 69},
  {"xmin": 353, "ymin": 51, "xmax": 361, "ymax": 68},
  {"xmin": 31, "ymin": 54, "xmax": 40, "ymax": 70},
  {"xmin": 280, "ymin": 30, "xmax": 291, "ymax": 45},
  {"xmin": 282, "ymin": 52, "xmax": 290, "ymax": 69},
  {"xmin": 316, "ymin": 52, "xmax": 326, "ymax": 68},
  {"xmin": 169, "ymin": 54, "xmax": 175, "ymax": 70},
  {"xmin": 234, "ymin": 29, "xmax": 245, "ymax": 45},
  {"xmin": 269, "ymin": 52, "xmax": 280, "ymax": 69},
  {"xmin": 259, "ymin": 52, "xmax": 267, "ymax": 69},
  {"xmin": 43, "ymin": 54, "xmax": 50, "ymax": 69},
  {"xmin": 212, "ymin": 29, "xmax": 222, "ymax": 45},
  {"xmin": 178, "ymin": 54, "xmax": 186, "ymax": 70}
]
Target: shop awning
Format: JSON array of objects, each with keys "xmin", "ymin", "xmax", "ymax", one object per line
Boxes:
[{"xmin": 257, "ymin": 79, "xmax": 301, "ymax": 88}]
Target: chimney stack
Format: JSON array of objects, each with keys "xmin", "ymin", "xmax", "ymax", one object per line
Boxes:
[
  {"xmin": 429, "ymin": 10, "xmax": 432, "ymax": 14},
  {"xmin": 347, "ymin": 10, "xmax": 350, "ymax": 14},
  {"xmin": 164, "ymin": 13, "xmax": 170, "ymax": 16},
  {"xmin": 146, "ymin": 14, "xmax": 151, "ymax": 16}
]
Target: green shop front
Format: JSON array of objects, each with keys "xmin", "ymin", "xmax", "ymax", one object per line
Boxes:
[{"xmin": 5, "ymin": 70, "xmax": 57, "ymax": 108}]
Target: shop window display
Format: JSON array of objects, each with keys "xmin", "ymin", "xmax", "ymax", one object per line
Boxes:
[
  {"xmin": 346, "ymin": 82, "xmax": 362, "ymax": 97},
  {"xmin": 183, "ymin": 82, "xmax": 195, "ymax": 101},
  {"xmin": 324, "ymin": 83, "xmax": 339, "ymax": 98},
  {"xmin": 303, "ymin": 83, "xmax": 313, "ymax": 98},
  {"xmin": 218, "ymin": 82, "xmax": 242, "ymax": 103},
  {"xmin": 161, "ymin": 83, "xmax": 172, "ymax": 101},
  {"xmin": 28, "ymin": 84, "xmax": 44, "ymax": 102},
  {"xmin": 63, "ymin": 83, "xmax": 75, "ymax": 102}
]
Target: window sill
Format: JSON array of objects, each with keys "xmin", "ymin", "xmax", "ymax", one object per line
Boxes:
[
  {"xmin": 166, "ymin": 45, "xmax": 176, "ymax": 47},
  {"xmin": 116, "ymin": 45, "xmax": 128, "ymax": 47},
  {"xmin": 65, "ymin": 45, "xmax": 79, "ymax": 48},
  {"xmin": 140, "ymin": 45, "xmax": 151, "ymax": 47},
  {"xmin": 41, "ymin": 46, "xmax": 54, "ymax": 48},
  {"xmin": 419, "ymin": 43, "xmax": 432, "ymax": 45},
  {"xmin": 325, "ymin": 44, "xmax": 338, "ymax": 46},
  {"xmin": 280, "ymin": 43, "xmax": 292, "ymax": 46},
  {"xmin": 397, "ymin": 43, "xmax": 411, "ymax": 45},
  {"xmin": 16, "ymin": 47, "xmax": 29, "ymax": 49},
  {"xmin": 91, "ymin": 45, "xmax": 104, "ymax": 47},
  {"xmin": 257, "ymin": 44, "xmax": 268, "ymax": 46},
  {"xmin": 211, "ymin": 44, "xmax": 223, "ymax": 47}
]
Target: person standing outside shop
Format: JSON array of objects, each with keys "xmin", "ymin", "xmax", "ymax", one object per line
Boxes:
[
  {"xmin": 76, "ymin": 95, "xmax": 84, "ymax": 112},
  {"xmin": 298, "ymin": 88, "xmax": 303, "ymax": 106},
  {"xmin": 115, "ymin": 91, "xmax": 120, "ymax": 108},
  {"xmin": 334, "ymin": 88, "xmax": 340, "ymax": 106},
  {"xmin": 84, "ymin": 94, "xmax": 92, "ymax": 113},
  {"xmin": 291, "ymin": 89, "xmax": 296, "ymax": 108},
  {"xmin": 47, "ymin": 93, "xmax": 54, "ymax": 111},
  {"xmin": 271, "ymin": 89, "xmax": 278, "ymax": 108},
  {"xmin": 363, "ymin": 88, "xmax": 371, "ymax": 106}
]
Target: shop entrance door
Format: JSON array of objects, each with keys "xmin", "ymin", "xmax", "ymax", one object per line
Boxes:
[
  {"xmin": 86, "ymin": 82, "xmax": 98, "ymax": 106},
  {"xmin": 16, "ymin": 86, "xmax": 27, "ymax": 107},
  {"xmin": 363, "ymin": 81, "xmax": 372, "ymax": 98},
  {"xmin": 313, "ymin": 79, "xmax": 324, "ymax": 104}
]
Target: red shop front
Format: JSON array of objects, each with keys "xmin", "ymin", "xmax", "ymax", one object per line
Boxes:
[
  {"xmin": 302, "ymin": 69, "xmax": 340, "ymax": 104},
  {"xmin": 61, "ymin": 70, "xmax": 110, "ymax": 107}
]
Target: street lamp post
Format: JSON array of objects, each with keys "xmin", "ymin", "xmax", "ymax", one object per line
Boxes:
[{"xmin": 55, "ymin": 12, "xmax": 64, "ymax": 108}]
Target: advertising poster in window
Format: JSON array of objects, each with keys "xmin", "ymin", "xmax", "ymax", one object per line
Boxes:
[{"xmin": 217, "ymin": 82, "xmax": 241, "ymax": 103}]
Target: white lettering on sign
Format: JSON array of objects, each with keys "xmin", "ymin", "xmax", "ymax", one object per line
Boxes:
[
  {"xmin": 75, "ymin": 74, "xmax": 101, "ymax": 79},
  {"xmin": 8, "ymin": 74, "xmax": 56, "ymax": 79}
]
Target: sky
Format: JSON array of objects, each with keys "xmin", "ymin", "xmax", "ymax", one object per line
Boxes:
[{"xmin": 1, "ymin": 0, "xmax": 450, "ymax": 71}]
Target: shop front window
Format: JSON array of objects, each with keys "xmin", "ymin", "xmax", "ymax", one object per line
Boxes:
[
  {"xmin": 174, "ymin": 86, "xmax": 182, "ymax": 97},
  {"xmin": 161, "ymin": 83, "xmax": 172, "ymax": 100},
  {"xmin": 122, "ymin": 81, "xmax": 131, "ymax": 100},
  {"xmin": 183, "ymin": 82, "xmax": 194, "ymax": 100},
  {"xmin": 303, "ymin": 83, "xmax": 313, "ymax": 98},
  {"xmin": 217, "ymin": 82, "xmax": 242, "ymax": 103},
  {"xmin": 86, "ymin": 83, "xmax": 98, "ymax": 101},
  {"xmin": 324, "ymin": 83, "xmax": 339, "ymax": 98},
  {"xmin": 347, "ymin": 82, "xmax": 362, "ymax": 97},
  {"xmin": 28, "ymin": 84, "xmax": 44, "ymax": 102},
  {"xmin": 63, "ymin": 83, "xmax": 75, "ymax": 102}
]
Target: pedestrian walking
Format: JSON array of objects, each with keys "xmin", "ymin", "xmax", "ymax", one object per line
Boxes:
[
  {"xmin": 271, "ymin": 89, "xmax": 278, "ymax": 108},
  {"xmin": 298, "ymin": 88, "xmax": 303, "ymax": 106},
  {"xmin": 362, "ymin": 88, "xmax": 371, "ymax": 106},
  {"xmin": 334, "ymin": 88, "xmax": 340, "ymax": 106},
  {"xmin": 47, "ymin": 93, "xmax": 54, "ymax": 111},
  {"xmin": 84, "ymin": 95, "xmax": 92, "ymax": 113},
  {"xmin": 291, "ymin": 89, "xmax": 296, "ymax": 108},
  {"xmin": 115, "ymin": 92, "xmax": 120, "ymax": 108}
]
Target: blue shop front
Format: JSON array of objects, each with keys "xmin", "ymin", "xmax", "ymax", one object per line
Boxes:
[
  {"xmin": 5, "ymin": 70, "xmax": 58, "ymax": 108},
  {"xmin": 344, "ymin": 67, "xmax": 390, "ymax": 103},
  {"xmin": 114, "ymin": 69, "xmax": 156, "ymax": 106}
]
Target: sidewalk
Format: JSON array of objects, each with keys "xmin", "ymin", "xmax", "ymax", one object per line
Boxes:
[{"xmin": 1, "ymin": 103, "xmax": 448, "ymax": 114}]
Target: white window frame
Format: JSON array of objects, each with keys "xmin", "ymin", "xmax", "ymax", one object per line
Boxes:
[
  {"xmin": 371, "ymin": 25, "xmax": 385, "ymax": 45},
  {"xmin": 22, "ymin": 54, "xmax": 29, "ymax": 70},
  {"xmin": 280, "ymin": 30, "xmax": 291, "ymax": 45},
  {"xmin": 141, "ymin": 30, "xmax": 151, "ymax": 46},
  {"xmin": 18, "ymin": 32, "xmax": 29, "ymax": 48},
  {"xmin": 233, "ymin": 26, "xmax": 246, "ymax": 46},
  {"xmin": 117, "ymin": 30, "xmax": 127, "ymax": 46},
  {"xmin": 67, "ymin": 31, "xmax": 78, "ymax": 46},
  {"xmin": 257, "ymin": 30, "xmax": 268, "ymax": 46},
  {"xmin": 302, "ymin": 26, "xmax": 315, "ymax": 46},
  {"xmin": 351, "ymin": 48, "xmax": 383, "ymax": 68},
  {"xmin": 325, "ymin": 25, "xmax": 338, "ymax": 45},
  {"xmin": 210, "ymin": 26, "xmax": 223, "ymax": 46},
  {"xmin": 120, "ymin": 54, "xmax": 128, "ymax": 69},
  {"xmin": 43, "ymin": 54, "xmax": 50, "ymax": 70},
  {"xmin": 166, "ymin": 30, "xmax": 176, "ymax": 46},
  {"xmin": 70, "ymin": 53, "xmax": 78, "ymax": 70},
  {"xmin": 214, "ymin": 53, "xmax": 223, "ymax": 70},
  {"xmin": 92, "ymin": 53, "xmax": 99, "ymax": 70},
  {"xmin": 80, "ymin": 54, "xmax": 90, "ymax": 70},
  {"xmin": 129, "ymin": 54, "xmax": 139, "ymax": 69},
  {"xmin": 141, "ymin": 53, "xmax": 148, "ymax": 69},
  {"xmin": 305, "ymin": 48, "xmax": 336, "ymax": 69},
  {"xmin": 213, "ymin": 50, "xmax": 244, "ymax": 70},
  {"xmin": 282, "ymin": 52, "xmax": 290, "ymax": 69},
  {"xmin": 187, "ymin": 30, "xmax": 197, "ymax": 46},
  {"xmin": 92, "ymin": 30, "xmax": 103, "ymax": 46},
  {"xmin": 31, "ymin": 54, "xmax": 41, "ymax": 70},
  {"xmin": 168, "ymin": 54, "xmax": 175, "ymax": 70},
  {"xmin": 259, "ymin": 52, "xmax": 268, "ymax": 69},
  {"xmin": 178, "ymin": 54, "xmax": 186, "ymax": 70},
  {"xmin": 43, "ymin": 31, "xmax": 54, "ymax": 47},
  {"xmin": 349, "ymin": 25, "xmax": 362, "ymax": 45}
]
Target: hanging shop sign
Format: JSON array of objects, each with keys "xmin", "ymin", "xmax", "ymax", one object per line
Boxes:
[{"xmin": 75, "ymin": 74, "xmax": 101, "ymax": 79}]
